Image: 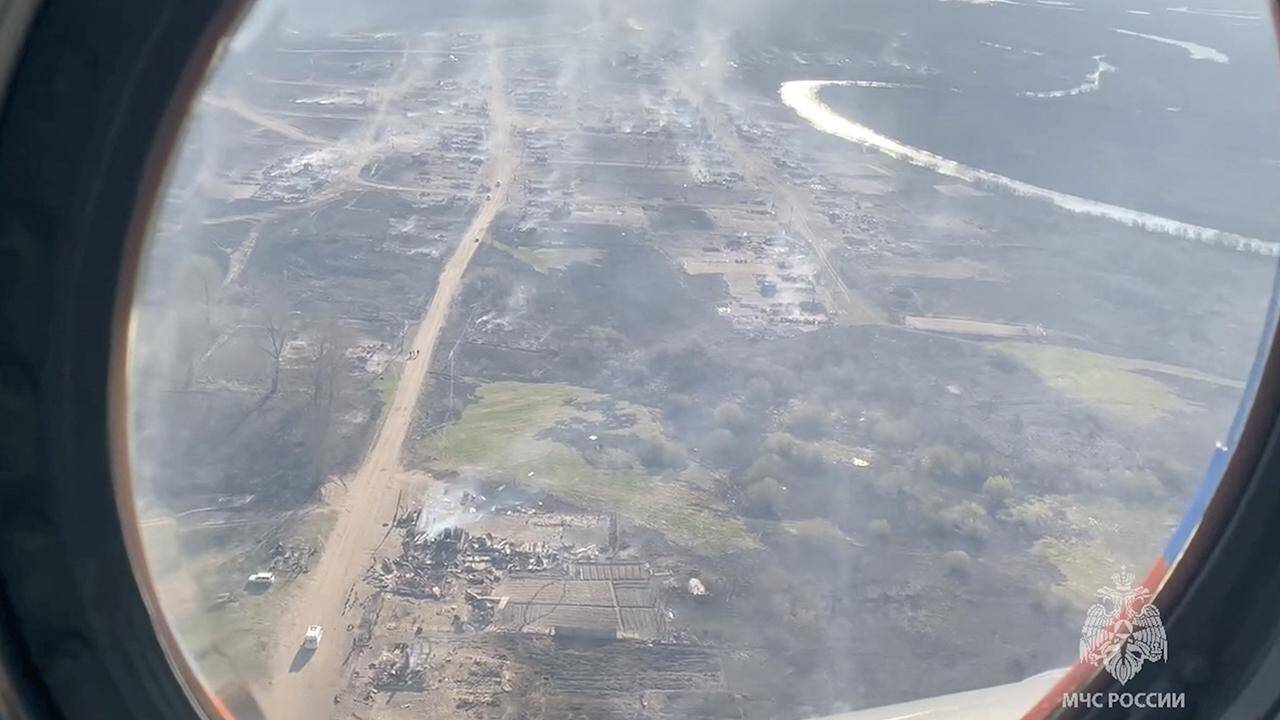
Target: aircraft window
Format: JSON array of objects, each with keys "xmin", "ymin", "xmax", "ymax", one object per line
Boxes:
[{"xmin": 122, "ymin": 0, "xmax": 1280, "ymax": 717}]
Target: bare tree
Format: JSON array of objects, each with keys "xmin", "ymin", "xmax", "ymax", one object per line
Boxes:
[
  {"xmin": 252, "ymin": 291, "xmax": 292, "ymax": 399},
  {"xmin": 306, "ymin": 318, "xmax": 350, "ymax": 488},
  {"xmin": 222, "ymin": 293, "xmax": 291, "ymax": 435}
]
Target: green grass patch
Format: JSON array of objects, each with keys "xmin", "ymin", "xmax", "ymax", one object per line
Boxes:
[
  {"xmin": 375, "ymin": 369, "xmax": 399, "ymax": 410},
  {"xmin": 493, "ymin": 241, "xmax": 604, "ymax": 273},
  {"xmin": 991, "ymin": 342, "xmax": 1238, "ymax": 424},
  {"xmin": 425, "ymin": 381, "xmax": 757, "ymax": 555},
  {"xmin": 1031, "ymin": 497, "xmax": 1176, "ymax": 607}
]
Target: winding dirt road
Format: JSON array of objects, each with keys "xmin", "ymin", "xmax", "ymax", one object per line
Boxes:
[{"xmin": 256, "ymin": 41, "xmax": 517, "ymax": 720}]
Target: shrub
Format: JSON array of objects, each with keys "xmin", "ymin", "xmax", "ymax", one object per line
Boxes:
[
  {"xmin": 706, "ymin": 428, "xmax": 739, "ymax": 465},
  {"xmin": 792, "ymin": 443, "xmax": 827, "ymax": 474},
  {"xmin": 744, "ymin": 477, "xmax": 786, "ymax": 519},
  {"xmin": 787, "ymin": 402, "xmax": 830, "ymax": 439},
  {"xmin": 745, "ymin": 453, "xmax": 787, "ymax": 484},
  {"xmin": 760, "ymin": 433, "xmax": 826, "ymax": 474},
  {"xmin": 999, "ymin": 500, "xmax": 1055, "ymax": 532},
  {"xmin": 714, "ymin": 401, "xmax": 746, "ymax": 429},
  {"xmin": 943, "ymin": 549, "xmax": 972, "ymax": 578},
  {"xmin": 638, "ymin": 439, "xmax": 688, "ymax": 470},
  {"xmin": 941, "ymin": 501, "xmax": 991, "ymax": 541},
  {"xmin": 760, "ymin": 433, "xmax": 798, "ymax": 457},
  {"xmin": 789, "ymin": 518, "xmax": 847, "ymax": 560},
  {"xmin": 921, "ymin": 445, "xmax": 987, "ymax": 490},
  {"xmin": 982, "ymin": 474, "xmax": 1014, "ymax": 503}
]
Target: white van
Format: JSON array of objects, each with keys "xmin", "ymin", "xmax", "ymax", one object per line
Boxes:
[{"xmin": 303, "ymin": 625, "xmax": 323, "ymax": 650}]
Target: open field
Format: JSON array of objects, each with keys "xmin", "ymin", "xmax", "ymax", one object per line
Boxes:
[
  {"xmin": 992, "ymin": 341, "xmax": 1243, "ymax": 424},
  {"xmin": 905, "ymin": 315, "xmax": 1040, "ymax": 338},
  {"xmin": 1030, "ymin": 498, "xmax": 1180, "ymax": 606},
  {"xmin": 492, "ymin": 241, "xmax": 605, "ymax": 273},
  {"xmin": 423, "ymin": 381, "xmax": 757, "ymax": 555}
]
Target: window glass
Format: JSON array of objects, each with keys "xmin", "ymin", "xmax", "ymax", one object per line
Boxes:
[{"xmin": 126, "ymin": 0, "xmax": 1279, "ymax": 717}]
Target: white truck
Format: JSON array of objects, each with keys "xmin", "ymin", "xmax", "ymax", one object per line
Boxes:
[
  {"xmin": 246, "ymin": 571, "xmax": 275, "ymax": 586},
  {"xmin": 303, "ymin": 625, "xmax": 323, "ymax": 650}
]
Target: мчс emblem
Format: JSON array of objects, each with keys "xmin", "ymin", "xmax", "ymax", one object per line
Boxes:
[{"xmin": 1079, "ymin": 566, "xmax": 1168, "ymax": 685}]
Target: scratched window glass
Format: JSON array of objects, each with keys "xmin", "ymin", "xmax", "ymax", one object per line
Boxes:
[{"xmin": 126, "ymin": 0, "xmax": 1279, "ymax": 717}]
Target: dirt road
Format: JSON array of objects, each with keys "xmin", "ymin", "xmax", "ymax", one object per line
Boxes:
[
  {"xmin": 204, "ymin": 96, "xmax": 328, "ymax": 146},
  {"xmin": 256, "ymin": 42, "xmax": 517, "ymax": 720}
]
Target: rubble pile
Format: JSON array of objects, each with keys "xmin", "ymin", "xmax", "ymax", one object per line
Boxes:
[
  {"xmin": 347, "ymin": 341, "xmax": 392, "ymax": 374},
  {"xmin": 369, "ymin": 641, "xmax": 426, "ymax": 690},
  {"xmin": 369, "ymin": 522, "xmax": 560, "ymax": 602},
  {"xmin": 453, "ymin": 657, "xmax": 512, "ymax": 710},
  {"xmin": 266, "ymin": 540, "xmax": 315, "ymax": 578}
]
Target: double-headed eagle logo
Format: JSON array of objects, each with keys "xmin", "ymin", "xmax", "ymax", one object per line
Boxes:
[{"xmin": 1079, "ymin": 566, "xmax": 1168, "ymax": 685}]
